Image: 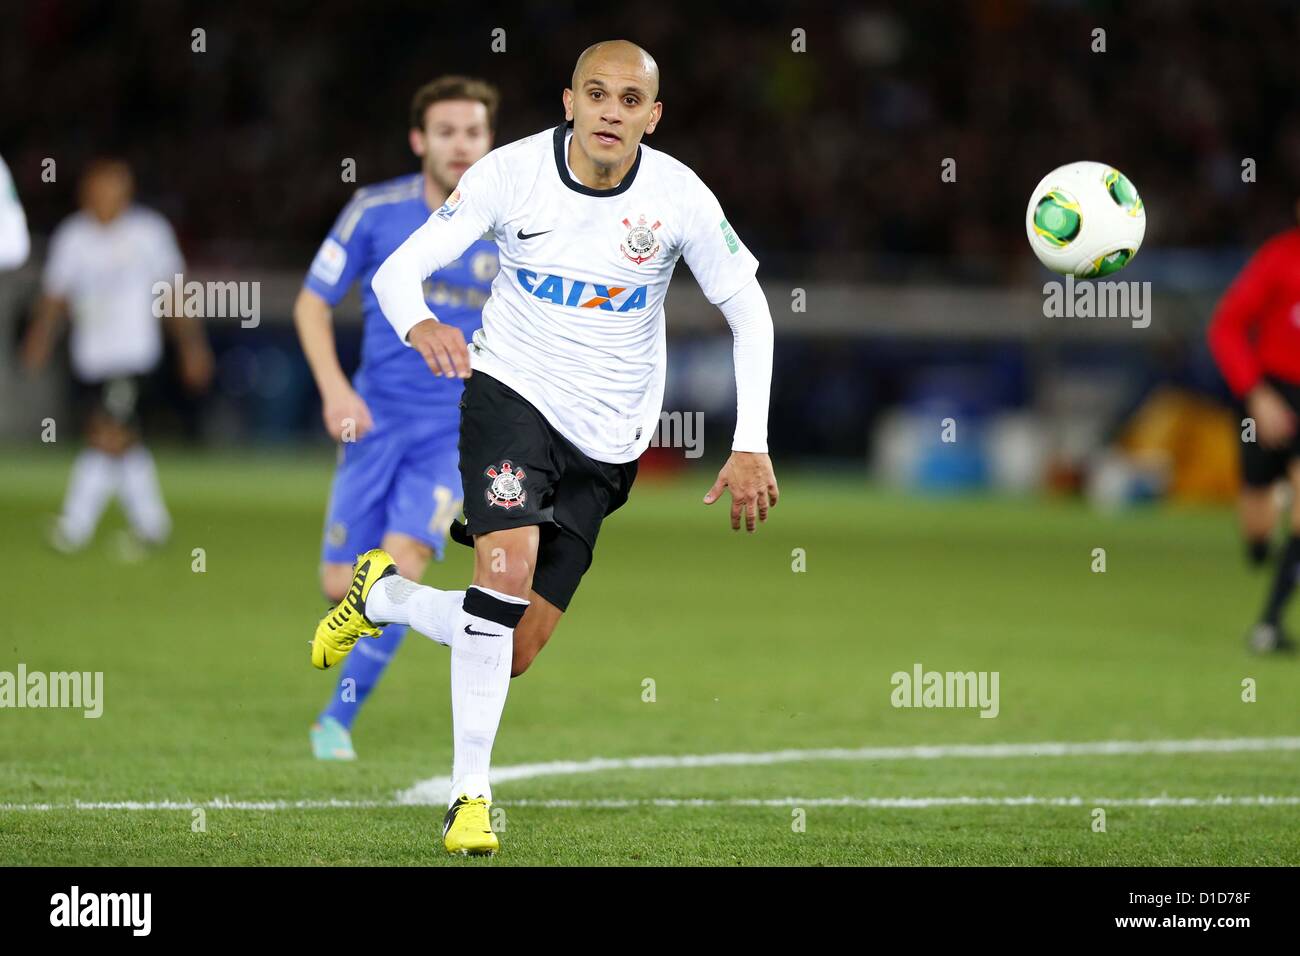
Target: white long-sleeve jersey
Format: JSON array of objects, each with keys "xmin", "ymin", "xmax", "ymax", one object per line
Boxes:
[{"xmin": 372, "ymin": 123, "xmax": 771, "ymax": 464}]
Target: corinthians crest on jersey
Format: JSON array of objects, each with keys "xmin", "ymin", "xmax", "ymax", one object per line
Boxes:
[
  {"xmin": 484, "ymin": 460, "xmax": 527, "ymax": 509},
  {"xmin": 620, "ymin": 214, "xmax": 661, "ymax": 265}
]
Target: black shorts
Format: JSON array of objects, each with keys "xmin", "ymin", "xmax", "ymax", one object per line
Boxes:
[
  {"xmin": 1240, "ymin": 377, "xmax": 1300, "ymax": 488},
  {"xmin": 73, "ymin": 375, "xmax": 148, "ymax": 432},
  {"xmin": 455, "ymin": 371, "xmax": 638, "ymax": 611}
]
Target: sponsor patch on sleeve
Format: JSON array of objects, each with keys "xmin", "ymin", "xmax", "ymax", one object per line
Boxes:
[
  {"xmin": 309, "ymin": 237, "xmax": 347, "ymax": 285},
  {"xmin": 720, "ymin": 218, "xmax": 739, "ymax": 254},
  {"xmin": 434, "ymin": 188, "xmax": 464, "ymax": 221}
]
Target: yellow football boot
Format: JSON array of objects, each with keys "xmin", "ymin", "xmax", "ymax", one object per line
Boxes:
[
  {"xmin": 443, "ymin": 795, "xmax": 499, "ymax": 856},
  {"xmin": 310, "ymin": 549, "xmax": 397, "ymax": 670}
]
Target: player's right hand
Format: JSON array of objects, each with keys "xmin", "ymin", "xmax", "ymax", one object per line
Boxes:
[
  {"xmin": 19, "ymin": 326, "xmax": 52, "ymax": 373},
  {"xmin": 408, "ymin": 318, "xmax": 471, "ymax": 379},
  {"xmin": 322, "ymin": 385, "xmax": 373, "ymax": 442},
  {"xmin": 1247, "ymin": 384, "xmax": 1297, "ymax": 448}
]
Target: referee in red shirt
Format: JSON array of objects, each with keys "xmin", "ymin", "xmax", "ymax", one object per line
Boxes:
[{"xmin": 1208, "ymin": 200, "xmax": 1300, "ymax": 653}]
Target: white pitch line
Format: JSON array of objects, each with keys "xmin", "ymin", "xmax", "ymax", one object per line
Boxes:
[
  {"xmin": 494, "ymin": 795, "xmax": 1300, "ymax": 809},
  {"xmin": 397, "ymin": 735, "xmax": 1300, "ymax": 805},
  {"xmin": 0, "ymin": 799, "xmax": 391, "ymax": 812},
  {"xmin": 1, "ymin": 795, "xmax": 1298, "ymax": 812},
  {"xmin": 2, "ymin": 735, "xmax": 1298, "ymax": 813}
]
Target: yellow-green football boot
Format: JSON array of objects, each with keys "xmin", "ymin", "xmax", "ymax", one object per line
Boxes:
[
  {"xmin": 311, "ymin": 549, "xmax": 397, "ymax": 670},
  {"xmin": 443, "ymin": 795, "xmax": 499, "ymax": 856}
]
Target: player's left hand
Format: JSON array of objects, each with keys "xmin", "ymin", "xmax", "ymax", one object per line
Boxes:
[
  {"xmin": 179, "ymin": 341, "xmax": 215, "ymax": 393},
  {"xmin": 703, "ymin": 451, "xmax": 779, "ymax": 533}
]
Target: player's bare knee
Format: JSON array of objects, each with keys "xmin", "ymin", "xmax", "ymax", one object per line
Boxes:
[
  {"xmin": 86, "ymin": 433, "xmax": 116, "ymax": 455},
  {"xmin": 480, "ymin": 563, "xmax": 532, "ymax": 599},
  {"xmin": 87, "ymin": 418, "xmax": 131, "ymax": 456},
  {"xmin": 473, "ymin": 530, "xmax": 537, "ymax": 599},
  {"xmin": 320, "ymin": 563, "xmax": 352, "ymax": 603},
  {"xmin": 382, "ymin": 533, "xmax": 432, "ymax": 582}
]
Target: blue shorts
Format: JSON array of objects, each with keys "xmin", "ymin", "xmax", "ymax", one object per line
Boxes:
[{"xmin": 320, "ymin": 411, "xmax": 463, "ymax": 564}]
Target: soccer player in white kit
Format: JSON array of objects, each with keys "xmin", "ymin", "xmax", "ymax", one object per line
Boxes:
[
  {"xmin": 310, "ymin": 41, "xmax": 779, "ymax": 855},
  {"xmin": 0, "ymin": 154, "xmax": 30, "ymax": 269},
  {"xmin": 22, "ymin": 159, "xmax": 213, "ymax": 552}
]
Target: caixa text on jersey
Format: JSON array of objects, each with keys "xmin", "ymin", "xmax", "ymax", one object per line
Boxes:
[{"xmin": 515, "ymin": 269, "xmax": 648, "ymax": 312}]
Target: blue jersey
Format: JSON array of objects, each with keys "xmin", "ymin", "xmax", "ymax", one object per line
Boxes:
[{"xmin": 304, "ymin": 173, "xmax": 498, "ymax": 416}]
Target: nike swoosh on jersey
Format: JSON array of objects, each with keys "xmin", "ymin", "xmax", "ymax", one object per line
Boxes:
[{"xmin": 516, "ymin": 228, "xmax": 552, "ymax": 240}]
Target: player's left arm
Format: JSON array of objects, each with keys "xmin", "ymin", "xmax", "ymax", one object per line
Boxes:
[
  {"xmin": 154, "ymin": 216, "xmax": 214, "ymax": 393},
  {"xmin": 701, "ymin": 278, "xmax": 778, "ymax": 532},
  {"xmin": 162, "ymin": 310, "xmax": 214, "ymax": 394},
  {"xmin": 679, "ymin": 177, "xmax": 778, "ymax": 532}
]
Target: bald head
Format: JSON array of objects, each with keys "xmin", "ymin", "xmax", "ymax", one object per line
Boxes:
[
  {"xmin": 571, "ymin": 40, "xmax": 659, "ymax": 100},
  {"xmin": 563, "ymin": 39, "xmax": 662, "ymax": 185}
]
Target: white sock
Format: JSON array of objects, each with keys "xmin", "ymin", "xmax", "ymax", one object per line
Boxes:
[
  {"xmin": 56, "ymin": 450, "xmax": 121, "ymax": 547},
  {"xmin": 365, "ymin": 576, "xmax": 464, "ymax": 648},
  {"xmin": 117, "ymin": 445, "xmax": 170, "ymax": 543},
  {"xmin": 449, "ymin": 585, "xmax": 527, "ymax": 805}
]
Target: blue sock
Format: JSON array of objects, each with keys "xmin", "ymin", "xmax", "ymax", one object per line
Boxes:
[{"xmin": 320, "ymin": 622, "xmax": 407, "ymax": 730}]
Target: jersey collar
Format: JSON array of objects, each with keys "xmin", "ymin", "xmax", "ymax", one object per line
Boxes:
[{"xmin": 553, "ymin": 121, "xmax": 641, "ymax": 198}]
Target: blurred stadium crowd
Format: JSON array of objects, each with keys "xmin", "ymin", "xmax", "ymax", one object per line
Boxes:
[
  {"xmin": 4, "ymin": 0, "xmax": 1298, "ymax": 279},
  {"xmin": 1, "ymin": 0, "xmax": 1298, "ymax": 489}
]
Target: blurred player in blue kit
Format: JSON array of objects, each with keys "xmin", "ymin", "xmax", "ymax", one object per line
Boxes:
[{"xmin": 295, "ymin": 77, "xmax": 501, "ymax": 758}]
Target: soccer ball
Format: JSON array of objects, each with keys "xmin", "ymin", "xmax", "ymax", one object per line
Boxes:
[{"xmin": 1025, "ymin": 161, "xmax": 1146, "ymax": 277}]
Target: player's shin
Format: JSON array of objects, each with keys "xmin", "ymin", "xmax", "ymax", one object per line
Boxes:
[
  {"xmin": 363, "ymin": 574, "xmax": 465, "ymax": 647},
  {"xmin": 449, "ymin": 586, "xmax": 527, "ymax": 803},
  {"xmin": 1261, "ymin": 534, "xmax": 1300, "ymax": 627},
  {"xmin": 118, "ymin": 445, "xmax": 171, "ymax": 543},
  {"xmin": 55, "ymin": 449, "xmax": 120, "ymax": 548},
  {"xmin": 321, "ymin": 622, "xmax": 407, "ymax": 729}
]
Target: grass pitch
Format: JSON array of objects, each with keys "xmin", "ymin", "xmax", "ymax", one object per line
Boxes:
[{"xmin": 1, "ymin": 447, "xmax": 1297, "ymax": 866}]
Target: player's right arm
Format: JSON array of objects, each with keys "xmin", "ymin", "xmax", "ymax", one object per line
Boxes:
[
  {"xmin": 21, "ymin": 219, "xmax": 73, "ymax": 372},
  {"xmin": 297, "ymin": 197, "xmax": 376, "ymax": 441},
  {"xmin": 21, "ymin": 293, "xmax": 66, "ymax": 372},
  {"xmin": 1208, "ymin": 237, "xmax": 1296, "ymax": 447},
  {"xmin": 295, "ymin": 287, "xmax": 373, "ymax": 441},
  {"xmin": 372, "ymin": 156, "xmax": 504, "ymax": 378}
]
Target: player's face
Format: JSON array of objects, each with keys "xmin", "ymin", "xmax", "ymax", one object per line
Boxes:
[
  {"xmin": 81, "ymin": 167, "xmax": 133, "ymax": 223},
  {"xmin": 564, "ymin": 66, "xmax": 661, "ymax": 170},
  {"xmin": 410, "ymin": 100, "xmax": 493, "ymax": 194}
]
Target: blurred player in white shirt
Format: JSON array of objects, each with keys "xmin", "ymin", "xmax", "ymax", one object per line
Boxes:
[
  {"xmin": 0, "ymin": 154, "xmax": 30, "ymax": 269},
  {"xmin": 22, "ymin": 159, "xmax": 213, "ymax": 552}
]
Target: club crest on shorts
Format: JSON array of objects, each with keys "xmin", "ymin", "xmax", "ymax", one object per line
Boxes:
[
  {"xmin": 484, "ymin": 460, "xmax": 527, "ymax": 509},
  {"xmin": 620, "ymin": 214, "xmax": 661, "ymax": 265}
]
